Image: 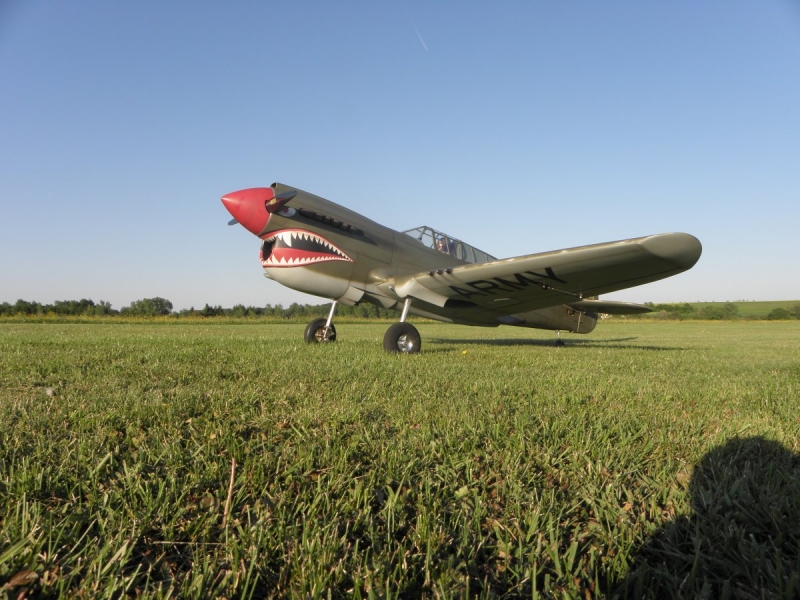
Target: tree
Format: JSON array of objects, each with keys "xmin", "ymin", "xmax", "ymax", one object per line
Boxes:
[
  {"xmin": 767, "ymin": 308, "xmax": 791, "ymax": 320},
  {"xmin": 647, "ymin": 302, "xmax": 695, "ymax": 319},
  {"xmin": 14, "ymin": 299, "xmax": 37, "ymax": 315},
  {"xmin": 92, "ymin": 301, "xmax": 115, "ymax": 316},
  {"xmin": 700, "ymin": 306, "xmax": 726, "ymax": 320},
  {"xmin": 285, "ymin": 303, "xmax": 305, "ymax": 319},
  {"xmin": 53, "ymin": 299, "xmax": 96, "ymax": 315},
  {"xmin": 151, "ymin": 297, "xmax": 173, "ymax": 315},
  {"xmin": 123, "ymin": 297, "xmax": 173, "ymax": 316},
  {"xmin": 722, "ymin": 302, "xmax": 739, "ymax": 319},
  {"xmin": 198, "ymin": 304, "xmax": 223, "ymax": 317}
]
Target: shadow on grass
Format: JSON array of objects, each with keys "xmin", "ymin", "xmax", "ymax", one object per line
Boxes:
[
  {"xmin": 615, "ymin": 436, "xmax": 800, "ymax": 599},
  {"xmin": 429, "ymin": 337, "xmax": 683, "ymax": 351}
]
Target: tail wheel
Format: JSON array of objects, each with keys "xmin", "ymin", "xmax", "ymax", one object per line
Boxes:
[
  {"xmin": 383, "ymin": 322, "xmax": 421, "ymax": 354},
  {"xmin": 304, "ymin": 318, "xmax": 336, "ymax": 343}
]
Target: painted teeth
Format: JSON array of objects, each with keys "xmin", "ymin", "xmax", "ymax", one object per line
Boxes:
[
  {"xmin": 261, "ymin": 229, "xmax": 352, "ymax": 267},
  {"xmin": 270, "ymin": 231, "xmax": 347, "ymax": 257}
]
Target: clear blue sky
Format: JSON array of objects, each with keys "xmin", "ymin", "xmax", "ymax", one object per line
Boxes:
[{"xmin": 2, "ymin": 1, "xmax": 799, "ymax": 310}]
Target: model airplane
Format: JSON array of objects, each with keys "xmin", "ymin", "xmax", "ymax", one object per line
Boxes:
[{"xmin": 222, "ymin": 184, "xmax": 701, "ymax": 353}]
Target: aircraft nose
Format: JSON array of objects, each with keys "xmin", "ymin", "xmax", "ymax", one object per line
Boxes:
[{"xmin": 221, "ymin": 188, "xmax": 275, "ymax": 236}]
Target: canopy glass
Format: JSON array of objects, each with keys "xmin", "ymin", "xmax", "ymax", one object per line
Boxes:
[{"xmin": 402, "ymin": 226, "xmax": 497, "ymax": 264}]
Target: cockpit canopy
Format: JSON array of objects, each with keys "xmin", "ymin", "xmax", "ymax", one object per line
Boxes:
[{"xmin": 402, "ymin": 226, "xmax": 497, "ymax": 264}]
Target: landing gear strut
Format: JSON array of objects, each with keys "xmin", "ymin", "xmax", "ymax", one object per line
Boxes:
[
  {"xmin": 383, "ymin": 298, "xmax": 421, "ymax": 354},
  {"xmin": 304, "ymin": 302, "xmax": 337, "ymax": 343},
  {"xmin": 304, "ymin": 299, "xmax": 421, "ymax": 353}
]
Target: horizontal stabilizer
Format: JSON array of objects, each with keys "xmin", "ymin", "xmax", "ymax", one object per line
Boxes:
[{"xmin": 567, "ymin": 300, "xmax": 652, "ymax": 315}]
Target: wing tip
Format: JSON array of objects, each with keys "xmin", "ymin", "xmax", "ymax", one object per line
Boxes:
[{"xmin": 643, "ymin": 233, "xmax": 702, "ymax": 271}]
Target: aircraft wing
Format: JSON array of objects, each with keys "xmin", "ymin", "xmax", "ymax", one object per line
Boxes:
[{"xmin": 390, "ymin": 233, "xmax": 701, "ymax": 322}]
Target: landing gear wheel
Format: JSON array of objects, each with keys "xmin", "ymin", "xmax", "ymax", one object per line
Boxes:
[
  {"xmin": 304, "ymin": 318, "xmax": 337, "ymax": 343},
  {"xmin": 383, "ymin": 322, "xmax": 421, "ymax": 354}
]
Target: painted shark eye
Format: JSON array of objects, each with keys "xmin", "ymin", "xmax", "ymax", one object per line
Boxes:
[{"xmin": 278, "ymin": 207, "xmax": 296, "ymax": 217}]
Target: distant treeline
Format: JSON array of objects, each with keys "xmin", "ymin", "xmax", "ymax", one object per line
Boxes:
[
  {"xmin": 0, "ymin": 297, "xmax": 389, "ymax": 319},
  {"xmin": 635, "ymin": 302, "xmax": 800, "ymax": 321},
  {"xmin": 3, "ymin": 298, "xmax": 800, "ymax": 321}
]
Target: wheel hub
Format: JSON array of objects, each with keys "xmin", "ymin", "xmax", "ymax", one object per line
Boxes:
[
  {"xmin": 314, "ymin": 327, "xmax": 334, "ymax": 342},
  {"xmin": 396, "ymin": 333, "xmax": 416, "ymax": 352}
]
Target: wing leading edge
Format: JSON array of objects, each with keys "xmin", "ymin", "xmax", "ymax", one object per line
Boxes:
[{"xmin": 386, "ymin": 232, "xmax": 701, "ymax": 324}]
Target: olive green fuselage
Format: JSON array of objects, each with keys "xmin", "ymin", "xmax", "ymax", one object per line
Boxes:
[{"xmin": 259, "ymin": 184, "xmax": 596, "ymax": 333}]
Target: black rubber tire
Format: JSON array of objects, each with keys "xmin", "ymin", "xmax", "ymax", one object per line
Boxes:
[
  {"xmin": 383, "ymin": 322, "xmax": 421, "ymax": 354},
  {"xmin": 304, "ymin": 318, "xmax": 337, "ymax": 343}
]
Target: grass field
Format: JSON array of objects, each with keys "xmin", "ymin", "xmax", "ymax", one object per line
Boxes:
[{"xmin": 1, "ymin": 321, "xmax": 799, "ymax": 598}]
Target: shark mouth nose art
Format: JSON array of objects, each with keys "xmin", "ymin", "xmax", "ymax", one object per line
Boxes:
[{"xmin": 260, "ymin": 229, "xmax": 353, "ymax": 268}]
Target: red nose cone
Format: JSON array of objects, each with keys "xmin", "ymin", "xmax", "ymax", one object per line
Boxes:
[{"xmin": 221, "ymin": 188, "xmax": 275, "ymax": 235}]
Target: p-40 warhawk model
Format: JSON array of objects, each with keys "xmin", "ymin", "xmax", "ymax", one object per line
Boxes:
[{"xmin": 222, "ymin": 184, "xmax": 701, "ymax": 353}]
